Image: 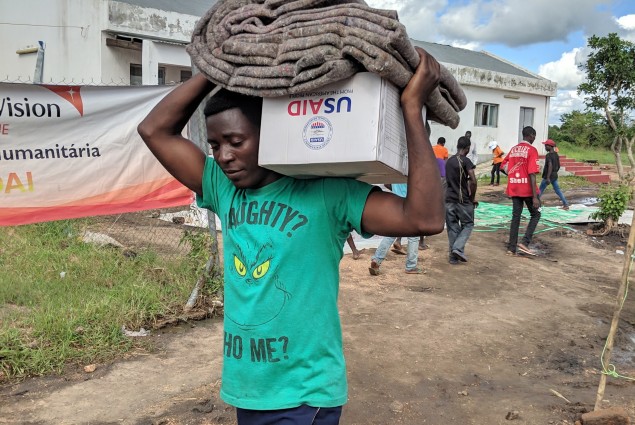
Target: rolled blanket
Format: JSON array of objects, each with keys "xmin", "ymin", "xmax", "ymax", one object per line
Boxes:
[{"xmin": 188, "ymin": 0, "xmax": 467, "ymax": 128}]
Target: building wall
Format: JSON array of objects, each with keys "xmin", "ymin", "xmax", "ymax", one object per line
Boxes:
[
  {"xmin": 107, "ymin": 1, "xmax": 198, "ymax": 43},
  {"xmin": 0, "ymin": 0, "xmax": 104, "ymax": 83},
  {"xmin": 0, "ymin": 0, "xmax": 197, "ymax": 85},
  {"xmin": 430, "ymin": 84, "xmax": 551, "ymax": 163},
  {"xmin": 446, "ymin": 63, "xmax": 557, "ymax": 97},
  {"xmin": 101, "ymin": 34, "xmax": 141, "ymax": 85}
]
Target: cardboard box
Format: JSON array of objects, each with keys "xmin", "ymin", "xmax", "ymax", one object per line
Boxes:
[{"xmin": 259, "ymin": 72, "xmax": 424, "ymax": 184}]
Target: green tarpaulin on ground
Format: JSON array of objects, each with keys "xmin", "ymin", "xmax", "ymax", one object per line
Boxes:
[{"xmin": 474, "ymin": 202, "xmax": 596, "ymax": 233}]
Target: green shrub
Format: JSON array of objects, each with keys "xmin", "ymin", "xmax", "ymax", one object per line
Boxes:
[{"xmin": 590, "ymin": 184, "xmax": 632, "ymax": 224}]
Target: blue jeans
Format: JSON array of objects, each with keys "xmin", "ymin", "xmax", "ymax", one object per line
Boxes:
[
  {"xmin": 539, "ymin": 178, "xmax": 568, "ymax": 207},
  {"xmin": 237, "ymin": 405, "xmax": 342, "ymax": 425},
  {"xmin": 445, "ymin": 202, "xmax": 474, "ymax": 258},
  {"xmin": 372, "ymin": 235, "xmax": 420, "ymax": 271}
]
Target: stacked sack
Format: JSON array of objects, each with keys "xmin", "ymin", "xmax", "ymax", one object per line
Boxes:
[{"xmin": 187, "ymin": 0, "xmax": 467, "ymax": 128}]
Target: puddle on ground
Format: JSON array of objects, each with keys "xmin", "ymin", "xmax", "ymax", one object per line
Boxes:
[{"xmin": 574, "ymin": 197, "xmax": 598, "ymax": 206}]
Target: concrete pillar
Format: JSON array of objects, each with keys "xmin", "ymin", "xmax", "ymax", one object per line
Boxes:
[{"xmin": 141, "ymin": 40, "xmax": 159, "ymax": 85}]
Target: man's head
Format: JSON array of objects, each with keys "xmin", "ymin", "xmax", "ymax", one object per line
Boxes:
[
  {"xmin": 465, "ymin": 131, "xmax": 472, "ymax": 140},
  {"xmin": 204, "ymin": 89, "xmax": 263, "ymax": 127},
  {"xmin": 542, "ymin": 139, "xmax": 556, "ymax": 152},
  {"xmin": 522, "ymin": 126, "xmax": 536, "ymax": 144},
  {"xmin": 437, "ymin": 137, "xmax": 446, "ymax": 146},
  {"xmin": 204, "ymin": 89, "xmax": 278, "ymax": 189},
  {"xmin": 457, "ymin": 136, "xmax": 471, "ymax": 154}
]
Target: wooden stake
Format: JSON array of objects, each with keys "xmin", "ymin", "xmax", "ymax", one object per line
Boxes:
[{"xmin": 594, "ymin": 204, "xmax": 635, "ymax": 410}]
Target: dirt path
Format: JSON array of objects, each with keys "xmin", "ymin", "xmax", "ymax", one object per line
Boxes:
[{"xmin": 2, "ymin": 191, "xmax": 634, "ymax": 425}]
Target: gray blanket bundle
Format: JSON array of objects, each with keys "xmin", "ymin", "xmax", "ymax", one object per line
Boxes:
[{"xmin": 187, "ymin": 0, "xmax": 467, "ymax": 128}]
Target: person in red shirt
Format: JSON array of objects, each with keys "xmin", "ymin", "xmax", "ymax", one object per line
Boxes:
[{"xmin": 501, "ymin": 126, "xmax": 541, "ymax": 255}]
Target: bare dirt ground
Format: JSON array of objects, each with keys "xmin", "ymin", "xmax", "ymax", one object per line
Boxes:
[{"xmin": 1, "ymin": 185, "xmax": 634, "ymax": 425}]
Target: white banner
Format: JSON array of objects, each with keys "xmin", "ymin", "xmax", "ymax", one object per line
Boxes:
[{"xmin": 0, "ymin": 83, "xmax": 193, "ymax": 226}]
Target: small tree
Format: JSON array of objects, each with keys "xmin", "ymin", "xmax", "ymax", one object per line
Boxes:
[
  {"xmin": 578, "ymin": 33, "xmax": 635, "ymax": 181},
  {"xmin": 589, "ymin": 184, "xmax": 632, "ymax": 235}
]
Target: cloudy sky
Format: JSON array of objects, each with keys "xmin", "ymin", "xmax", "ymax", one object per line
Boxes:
[{"xmin": 366, "ymin": 0, "xmax": 635, "ymax": 126}]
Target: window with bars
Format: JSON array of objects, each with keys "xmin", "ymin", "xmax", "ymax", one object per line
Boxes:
[{"xmin": 474, "ymin": 102, "xmax": 499, "ymax": 127}]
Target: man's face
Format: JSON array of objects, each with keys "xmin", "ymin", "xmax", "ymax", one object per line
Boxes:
[
  {"xmin": 206, "ymin": 108, "xmax": 279, "ymax": 189},
  {"xmin": 527, "ymin": 133, "xmax": 536, "ymax": 144}
]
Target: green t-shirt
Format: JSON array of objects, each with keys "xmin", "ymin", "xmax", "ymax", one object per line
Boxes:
[{"xmin": 197, "ymin": 157, "xmax": 375, "ymax": 410}]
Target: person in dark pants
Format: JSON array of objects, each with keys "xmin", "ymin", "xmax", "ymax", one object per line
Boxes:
[
  {"xmin": 488, "ymin": 140, "xmax": 507, "ymax": 186},
  {"xmin": 445, "ymin": 136, "xmax": 477, "ymax": 264},
  {"xmin": 501, "ymin": 126, "xmax": 541, "ymax": 256},
  {"xmin": 539, "ymin": 139, "xmax": 569, "ymax": 210}
]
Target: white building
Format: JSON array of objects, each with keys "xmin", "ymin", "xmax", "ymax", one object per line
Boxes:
[
  {"xmin": 0, "ymin": 0, "xmax": 208, "ymax": 85},
  {"xmin": 414, "ymin": 41, "xmax": 557, "ymax": 161},
  {"xmin": 1, "ymin": 0, "xmax": 556, "ymax": 157}
]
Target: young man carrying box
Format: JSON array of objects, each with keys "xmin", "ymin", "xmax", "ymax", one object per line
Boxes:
[{"xmin": 138, "ymin": 48, "xmax": 444, "ymax": 425}]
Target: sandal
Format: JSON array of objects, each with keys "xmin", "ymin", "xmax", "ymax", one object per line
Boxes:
[
  {"xmin": 405, "ymin": 268, "xmax": 425, "ymax": 274},
  {"xmin": 368, "ymin": 260, "xmax": 380, "ymax": 276},
  {"xmin": 391, "ymin": 247, "xmax": 407, "ymax": 255},
  {"xmin": 517, "ymin": 243, "xmax": 536, "ymax": 256}
]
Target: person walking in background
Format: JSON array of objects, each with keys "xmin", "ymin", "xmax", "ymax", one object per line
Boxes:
[
  {"xmin": 502, "ymin": 126, "xmax": 541, "ymax": 256},
  {"xmin": 433, "ymin": 136, "xmax": 449, "ymax": 191},
  {"xmin": 432, "ymin": 137, "xmax": 449, "ymax": 161},
  {"xmin": 445, "ymin": 136, "xmax": 477, "ymax": 264},
  {"xmin": 465, "ymin": 130, "xmax": 478, "ymax": 165},
  {"xmin": 392, "ymin": 235, "xmax": 428, "ymax": 254},
  {"xmin": 369, "ymin": 184, "xmax": 424, "ymax": 275},
  {"xmin": 488, "ymin": 140, "xmax": 507, "ymax": 186},
  {"xmin": 346, "ymin": 234, "xmax": 365, "ymax": 259},
  {"xmin": 539, "ymin": 139, "xmax": 569, "ymax": 210}
]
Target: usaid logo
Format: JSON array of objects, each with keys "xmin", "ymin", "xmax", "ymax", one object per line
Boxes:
[{"xmin": 302, "ymin": 116, "xmax": 333, "ymax": 150}]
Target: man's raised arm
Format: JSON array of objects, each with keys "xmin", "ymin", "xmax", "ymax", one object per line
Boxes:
[
  {"xmin": 137, "ymin": 73, "xmax": 216, "ymax": 196},
  {"xmin": 361, "ymin": 48, "xmax": 445, "ymax": 237}
]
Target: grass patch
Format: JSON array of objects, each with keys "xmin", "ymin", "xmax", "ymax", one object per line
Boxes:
[
  {"xmin": 556, "ymin": 141, "xmax": 631, "ymax": 166},
  {"xmin": 555, "ymin": 176, "xmax": 600, "ymax": 190},
  {"xmin": 0, "ymin": 219, "xmax": 221, "ymax": 381}
]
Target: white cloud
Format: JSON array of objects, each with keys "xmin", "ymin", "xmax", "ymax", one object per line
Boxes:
[
  {"xmin": 366, "ymin": 0, "xmax": 447, "ymax": 41},
  {"xmin": 448, "ymin": 41, "xmax": 481, "ymax": 51},
  {"xmin": 379, "ymin": 0, "xmax": 618, "ymax": 47},
  {"xmin": 548, "ymin": 90, "xmax": 586, "ymax": 126},
  {"xmin": 538, "ymin": 48, "xmax": 587, "ymax": 90},
  {"xmin": 617, "ymin": 14, "xmax": 635, "ymax": 30}
]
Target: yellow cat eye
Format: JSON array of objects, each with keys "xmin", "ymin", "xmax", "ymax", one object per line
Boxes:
[
  {"xmin": 234, "ymin": 255, "xmax": 247, "ymax": 277},
  {"xmin": 252, "ymin": 260, "xmax": 270, "ymax": 279}
]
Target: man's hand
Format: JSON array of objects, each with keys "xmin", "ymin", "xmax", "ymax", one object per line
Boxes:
[
  {"xmin": 473, "ymin": 201, "xmax": 479, "ymax": 208},
  {"xmin": 400, "ymin": 47, "xmax": 440, "ymax": 113},
  {"xmin": 533, "ymin": 196, "xmax": 541, "ymax": 209}
]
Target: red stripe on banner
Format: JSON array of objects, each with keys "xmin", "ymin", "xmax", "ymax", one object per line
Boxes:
[{"xmin": 0, "ymin": 184, "xmax": 193, "ymax": 226}]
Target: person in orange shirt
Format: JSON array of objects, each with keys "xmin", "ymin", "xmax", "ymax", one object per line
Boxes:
[
  {"xmin": 432, "ymin": 137, "xmax": 449, "ymax": 160},
  {"xmin": 488, "ymin": 140, "xmax": 507, "ymax": 186}
]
